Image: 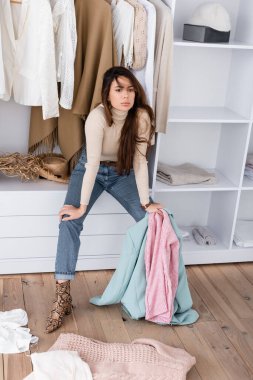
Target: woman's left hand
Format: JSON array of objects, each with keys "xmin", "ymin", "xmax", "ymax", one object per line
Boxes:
[
  {"xmin": 146, "ymin": 202, "xmax": 163, "ymax": 215},
  {"xmin": 59, "ymin": 204, "xmax": 86, "ymax": 221}
]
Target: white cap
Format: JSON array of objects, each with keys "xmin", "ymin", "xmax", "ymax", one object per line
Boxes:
[{"xmin": 187, "ymin": 2, "xmax": 231, "ymax": 32}]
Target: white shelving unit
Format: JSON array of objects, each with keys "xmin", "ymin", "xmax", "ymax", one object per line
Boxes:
[
  {"xmin": 0, "ymin": 0, "xmax": 253, "ymax": 274},
  {"xmin": 152, "ymin": 0, "xmax": 253, "ymax": 264}
]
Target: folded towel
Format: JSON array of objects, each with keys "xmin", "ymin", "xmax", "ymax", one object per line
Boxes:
[
  {"xmin": 192, "ymin": 229, "xmax": 205, "ymax": 245},
  {"xmin": 192, "ymin": 226, "xmax": 216, "ymax": 246},
  {"xmin": 157, "ymin": 162, "xmax": 217, "ymax": 186}
]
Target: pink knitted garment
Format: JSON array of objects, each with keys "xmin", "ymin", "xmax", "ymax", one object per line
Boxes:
[
  {"xmin": 49, "ymin": 334, "xmax": 196, "ymax": 379},
  {"xmin": 145, "ymin": 210, "xmax": 179, "ymax": 323}
]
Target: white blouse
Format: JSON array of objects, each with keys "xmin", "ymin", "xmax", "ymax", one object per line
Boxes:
[
  {"xmin": 111, "ymin": 0, "xmax": 134, "ymax": 67},
  {"xmin": 50, "ymin": 0, "xmax": 77, "ymax": 109},
  {"xmin": 0, "ymin": 0, "xmax": 59, "ymax": 120}
]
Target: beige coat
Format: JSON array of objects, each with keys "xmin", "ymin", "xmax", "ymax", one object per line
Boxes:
[
  {"xmin": 29, "ymin": 0, "xmax": 116, "ymax": 164},
  {"xmin": 149, "ymin": 0, "xmax": 173, "ymax": 133}
]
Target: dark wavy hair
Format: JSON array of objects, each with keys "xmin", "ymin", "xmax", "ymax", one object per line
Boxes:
[{"xmin": 101, "ymin": 66, "xmax": 155, "ymax": 175}]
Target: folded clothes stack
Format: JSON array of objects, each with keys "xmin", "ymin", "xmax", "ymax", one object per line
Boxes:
[
  {"xmin": 234, "ymin": 220, "xmax": 253, "ymax": 248},
  {"xmin": 192, "ymin": 226, "xmax": 217, "ymax": 246},
  {"xmin": 157, "ymin": 162, "xmax": 217, "ymax": 186},
  {"xmin": 244, "ymin": 153, "xmax": 253, "ymax": 181}
]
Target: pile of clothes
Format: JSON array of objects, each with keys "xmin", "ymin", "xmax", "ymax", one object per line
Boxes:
[
  {"xmin": 0, "ymin": 309, "xmax": 38, "ymax": 354},
  {"xmin": 24, "ymin": 334, "xmax": 196, "ymax": 380}
]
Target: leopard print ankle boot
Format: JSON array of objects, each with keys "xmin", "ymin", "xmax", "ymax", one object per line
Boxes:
[{"xmin": 45, "ymin": 280, "xmax": 72, "ymax": 333}]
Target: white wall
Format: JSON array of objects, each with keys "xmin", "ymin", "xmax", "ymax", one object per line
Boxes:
[{"xmin": 0, "ymin": 98, "xmax": 30, "ymax": 153}]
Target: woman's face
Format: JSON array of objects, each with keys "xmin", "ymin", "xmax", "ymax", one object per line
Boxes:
[{"xmin": 108, "ymin": 76, "xmax": 135, "ymax": 111}]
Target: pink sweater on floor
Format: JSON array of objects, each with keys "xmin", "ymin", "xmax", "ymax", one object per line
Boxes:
[
  {"xmin": 145, "ymin": 210, "xmax": 179, "ymax": 323},
  {"xmin": 49, "ymin": 334, "xmax": 196, "ymax": 380}
]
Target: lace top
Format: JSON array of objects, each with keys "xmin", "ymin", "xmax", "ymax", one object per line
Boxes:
[
  {"xmin": 50, "ymin": 0, "xmax": 77, "ymax": 109},
  {"xmin": 126, "ymin": 0, "xmax": 147, "ymax": 70}
]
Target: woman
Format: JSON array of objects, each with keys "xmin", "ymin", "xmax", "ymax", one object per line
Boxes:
[{"xmin": 46, "ymin": 66, "xmax": 163, "ymax": 333}]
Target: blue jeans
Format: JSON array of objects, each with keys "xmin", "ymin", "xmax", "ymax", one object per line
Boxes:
[{"xmin": 55, "ymin": 148, "xmax": 147, "ymax": 280}]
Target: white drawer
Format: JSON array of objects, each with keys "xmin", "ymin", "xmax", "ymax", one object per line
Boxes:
[
  {"xmin": 0, "ymin": 234, "xmax": 125, "ymax": 259},
  {"xmin": 0, "ymin": 255, "xmax": 120, "ymax": 274},
  {"xmin": 0, "ymin": 213, "xmax": 134, "ymax": 238},
  {"xmin": 0, "ymin": 189, "xmax": 127, "ymax": 216}
]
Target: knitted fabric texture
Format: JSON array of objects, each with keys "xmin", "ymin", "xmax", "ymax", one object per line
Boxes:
[
  {"xmin": 131, "ymin": 0, "xmax": 156, "ymax": 106},
  {"xmin": 126, "ymin": 0, "xmax": 147, "ymax": 69},
  {"xmin": 49, "ymin": 334, "xmax": 196, "ymax": 380}
]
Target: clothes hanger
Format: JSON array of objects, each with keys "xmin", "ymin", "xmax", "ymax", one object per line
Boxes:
[{"xmin": 10, "ymin": 0, "xmax": 22, "ymax": 4}]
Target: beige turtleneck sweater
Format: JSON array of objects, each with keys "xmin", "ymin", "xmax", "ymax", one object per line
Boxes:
[{"xmin": 80, "ymin": 104, "xmax": 151, "ymax": 206}]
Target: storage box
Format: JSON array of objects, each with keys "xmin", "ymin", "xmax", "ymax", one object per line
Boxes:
[{"xmin": 183, "ymin": 24, "xmax": 230, "ymax": 43}]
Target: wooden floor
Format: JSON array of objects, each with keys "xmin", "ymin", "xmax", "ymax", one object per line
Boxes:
[{"xmin": 1, "ymin": 263, "xmax": 253, "ymax": 380}]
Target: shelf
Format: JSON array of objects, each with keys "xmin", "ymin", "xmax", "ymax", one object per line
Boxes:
[
  {"xmin": 232, "ymin": 242, "xmax": 253, "ymax": 252},
  {"xmin": 242, "ymin": 176, "xmax": 253, "ymax": 190},
  {"xmin": 154, "ymin": 169, "xmax": 237, "ymax": 192},
  {"xmin": 182, "ymin": 237, "xmax": 226, "ymax": 253},
  {"xmin": 182, "ymin": 245, "xmax": 253, "ymax": 265},
  {"xmin": 0, "ymin": 174, "xmax": 68, "ymax": 192},
  {"xmin": 178, "ymin": 227, "xmax": 251, "ymax": 264},
  {"xmin": 168, "ymin": 106, "xmax": 250, "ymax": 123},
  {"xmin": 0, "ymin": 174, "xmax": 153, "ymax": 197},
  {"xmin": 174, "ymin": 39, "xmax": 253, "ymax": 50}
]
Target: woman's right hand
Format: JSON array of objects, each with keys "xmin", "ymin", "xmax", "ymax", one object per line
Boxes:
[
  {"xmin": 146, "ymin": 202, "xmax": 163, "ymax": 215},
  {"xmin": 59, "ymin": 204, "xmax": 87, "ymax": 221}
]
